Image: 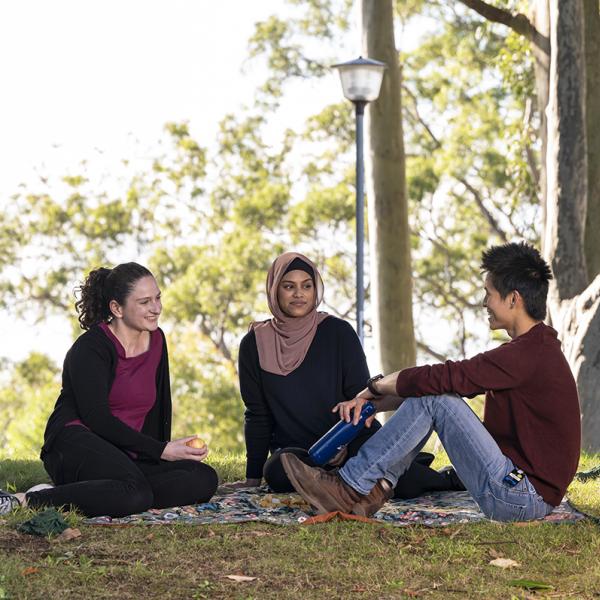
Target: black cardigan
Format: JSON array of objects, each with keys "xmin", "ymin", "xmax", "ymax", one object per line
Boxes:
[
  {"xmin": 41, "ymin": 325, "xmax": 171, "ymax": 461},
  {"xmin": 238, "ymin": 317, "xmax": 378, "ymax": 479}
]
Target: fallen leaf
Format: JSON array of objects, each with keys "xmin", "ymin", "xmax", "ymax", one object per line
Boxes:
[
  {"xmin": 402, "ymin": 589, "xmax": 420, "ymax": 597},
  {"xmin": 224, "ymin": 575, "xmax": 257, "ymax": 582},
  {"xmin": 488, "ymin": 548, "xmax": 503, "ymax": 559},
  {"xmin": 21, "ymin": 567, "xmax": 39, "ymax": 576},
  {"xmin": 53, "ymin": 528, "xmax": 81, "ymax": 542},
  {"xmin": 509, "ymin": 579, "xmax": 555, "ymax": 590},
  {"xmin": 489, "ymin": 558, "xmax": 521, "ymax": 569}
]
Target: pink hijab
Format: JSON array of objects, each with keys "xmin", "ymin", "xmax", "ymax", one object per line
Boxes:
[{"xmin": 251, "ymin": 252, "xmax": 329, "ymax": 376}]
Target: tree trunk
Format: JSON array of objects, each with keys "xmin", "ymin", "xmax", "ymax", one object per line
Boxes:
[
  {"xmin": 543, "ymin": 0, "xmax": 588, "ymax": 300},
  {"xmin": 543, "ymin": 0, "xmax": 600, "ymax": 450},
  {"xmin": 583, "ymin": 0, "xmax": 600, "ymax": 279},
  {"xmin": 557, "ymin": 275, "xmax": 600, "ymax": 451},
  {"xmin": 361, "ymin": 0, "xmax": 416, "ymax": 374},
  {"xmin": 461, "ymin": 0, "xmax": 600, "ymax": 449}
]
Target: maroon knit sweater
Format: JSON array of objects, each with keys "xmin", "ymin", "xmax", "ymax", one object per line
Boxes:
[{"xmin": 395, "ymin": 323, "xmax": 580, "ymax": 506}]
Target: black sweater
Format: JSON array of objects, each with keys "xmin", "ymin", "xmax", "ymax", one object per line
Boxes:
[
  {"xmin": 238, "ymin": 317, "xmax": 377, "ymax": 479},
  {"xmin": 41, "ymin": 325, "xmax": 171, "ymax": 461}
]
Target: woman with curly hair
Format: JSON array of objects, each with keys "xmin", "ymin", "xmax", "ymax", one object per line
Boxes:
[{"xmin": 3, "ymin": 263, "xmax": 218, "ymax": 517}]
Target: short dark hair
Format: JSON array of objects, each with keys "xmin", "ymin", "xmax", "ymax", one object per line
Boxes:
[
  {"xmin": 75, "ymin": 262, "xmax": 153, "ymax": 330},
  {"xmin": 480, "ymin": 242, "xmax": 552, "ymax": 320}
]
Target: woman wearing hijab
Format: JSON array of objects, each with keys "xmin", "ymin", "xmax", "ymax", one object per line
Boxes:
[{"xmin": 236, "ymin": 252, "xmax": 459, "ymax": 496}]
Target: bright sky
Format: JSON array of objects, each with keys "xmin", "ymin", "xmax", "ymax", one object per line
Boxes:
[
  {"xmin": 0, "ymin": 0, "xmax": 357, "ymax": 364},
  {"xmin": 0, "ymin": 1, "xmax": 472, "ymax": 372}
]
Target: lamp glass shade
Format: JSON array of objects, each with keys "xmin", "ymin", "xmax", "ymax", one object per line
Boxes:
[{"xmin": 334, "ymin": 58, "xmax": 386, "ymax": 102}]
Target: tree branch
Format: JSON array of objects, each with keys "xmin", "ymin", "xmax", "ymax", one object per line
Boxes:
[
  {"xmin": 416, "ymin": 340, "xmax": 447, "ymax": 363},
  {"xmin": 457, "ymin": 0, "xmax": 550, "ymax": 55},
  {"xmin": 456, "ymin": 178, "xmax": 509, "ymax": 242},
  {"xmin": 403, "ymin": 85, "xmax": 442, "ymax": 149}
]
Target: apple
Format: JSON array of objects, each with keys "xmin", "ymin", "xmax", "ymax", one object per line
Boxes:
[{"xmin": 186, "ymin": 437, "xmax": 206, "ymax": 449}]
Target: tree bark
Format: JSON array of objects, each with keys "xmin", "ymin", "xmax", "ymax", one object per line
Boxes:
[
  {"xmin": 461, "ymin": 0, "xmax": 600, "ymax": 449},
  {"xmin": 583, "ymin": 0, "xmax": 600, "ymax": 279},
  {"xmin": 543, "ymin": 0, "xmax": 588, "ymax": 300},
  {"xmin": 542, "ymin": 0, "xmax": 600, "ymax": 450},
  {"xmin": 362, "ymin": 0, "xmax": 416, "ymax": 373},
  {"xmin": 557, "ymin": 275, "xmax": 600, "ymax": 451}
]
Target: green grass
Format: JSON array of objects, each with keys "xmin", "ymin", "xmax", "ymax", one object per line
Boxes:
[{"xmin": 2, "ymin": 452, "xmax": 600, "ymax": 599}]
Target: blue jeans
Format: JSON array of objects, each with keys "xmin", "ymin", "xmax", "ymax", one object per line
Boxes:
[{"xmin": 339, "ymin": 394, "xmax": 554, "ymax": 522}]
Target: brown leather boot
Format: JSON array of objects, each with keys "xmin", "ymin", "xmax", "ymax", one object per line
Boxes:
[
  {"xmin": 350, "ymin": 479, "xmax": 394, "ymax": 517},
  {"xmin": 281, "ymin": 453, "xmax": 362, "ymax": 514}
]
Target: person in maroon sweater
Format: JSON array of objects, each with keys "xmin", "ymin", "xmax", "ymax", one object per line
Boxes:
[{"xmin": 281, "ymin": 242, "xmax": 581, "ymax": 521}]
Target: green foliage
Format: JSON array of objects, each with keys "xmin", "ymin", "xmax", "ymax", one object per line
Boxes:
[
  {"xmin": 1, "ymin": 0, "xmax": 547, "ymax": 456},
  {"xmin": 0, "ymin": 353, "xmax": 59, "ymax": 459},
  {"xmin": 242, "ymin": 0, "xmax": 542, "ymax": 356},
  {"xmin": 400, "ymin": 1, "xmax": 540, "ymax": 354},
  {"xmin": 167, "ymin": 331, "xmax": 244, "ymax": 453},
  {"xmin": 247, "ymin": 0, "xmax": 352, "ymax": 102}
]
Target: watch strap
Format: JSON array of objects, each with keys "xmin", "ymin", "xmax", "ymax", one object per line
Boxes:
[{"xmin": 367, "ymin": 374, "xmax": 384, "ymax": 396}]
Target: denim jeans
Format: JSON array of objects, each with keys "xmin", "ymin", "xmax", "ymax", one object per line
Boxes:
[{"xmin": 339, "ymin": 394, "xmax": 554, "ymax": 522}]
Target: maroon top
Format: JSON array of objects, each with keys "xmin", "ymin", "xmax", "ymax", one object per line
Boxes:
[
  {"xmin": 395, "ymin": 323, "xmax": 580, "ymax": 506},
  {"xmin": 66, "ymin": 323, "xmax": 163, "ymax": 433}
]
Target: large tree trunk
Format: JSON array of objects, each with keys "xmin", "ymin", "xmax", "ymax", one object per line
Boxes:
[
  {"xmin": 557, "ymin": 276, "xmax": 600, "ymax": 451},
  {"xmin": 361, "ymin": 0, "xmax": 416, "ymax": 374},
  {"xmin": 583, "ymin": 0, "xmax": 600, "ymax": 280},
  {"xmin": 543, "ymin": 0, "xmax": 600, "ymax": 451},
  {"xmin": 461, "ymin": 0, "xmax": 600, "ymax": 449},
  {"xmin": 543, "ymin": 0, "xmax": 588, "ymax": 299}
]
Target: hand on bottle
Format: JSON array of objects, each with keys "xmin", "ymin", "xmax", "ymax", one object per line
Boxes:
[
  {"xmin": 161, "ymin": 436, "xmax": 209, "ymax": 462},
  {"xmin": 332, "ymin": 393, "xmax": 376, "ymax": 427}
]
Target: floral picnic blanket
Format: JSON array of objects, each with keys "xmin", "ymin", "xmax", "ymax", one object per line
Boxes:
[{"xmin": 84, "ymin": 488, "xmax": 586, "ymax": 527}]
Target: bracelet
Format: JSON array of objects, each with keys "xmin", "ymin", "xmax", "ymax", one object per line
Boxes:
[{"xmin": 366, "ymin": 373, "xmax": 384, "ymax": 396}]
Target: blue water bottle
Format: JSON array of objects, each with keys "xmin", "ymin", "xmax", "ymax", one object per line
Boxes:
[{"xmin": 308, "ymin": 402, "xmax": 376, "ymax": 466}]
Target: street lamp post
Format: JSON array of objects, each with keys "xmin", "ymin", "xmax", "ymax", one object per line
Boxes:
[{"xmin": 333, "ymin": 56, "xmax": 386, "ymax": 345}]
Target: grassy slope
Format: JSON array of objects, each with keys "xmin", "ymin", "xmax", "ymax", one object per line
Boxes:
[{"xmin": 1, "ymin": 452, "xmax": 599, "ymax": 599}]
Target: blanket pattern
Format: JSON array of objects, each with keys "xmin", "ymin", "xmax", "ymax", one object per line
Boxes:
[{"xmin": 84, "ymin": 488, "xmax": 586, "ymax": 527}]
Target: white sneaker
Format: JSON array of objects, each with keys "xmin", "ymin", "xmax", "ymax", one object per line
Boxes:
[
  {"xmin": 0, "ymin": 490, "xmax": 21, "ymax": 514},
  {"xmin": 25, "ymin": 483, "xmax": 54, "ymax": 494}
]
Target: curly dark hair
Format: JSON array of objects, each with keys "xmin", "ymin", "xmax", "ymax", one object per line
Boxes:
[
  {"xmin": 75, "ymin": 262, "xmax": 153, "ymax": 330},
  {"xmin": 481, "ymin": 242, "xmax": 552, "ymax": 320}
]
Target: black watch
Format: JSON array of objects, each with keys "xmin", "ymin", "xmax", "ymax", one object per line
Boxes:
[{"xmin": 367, "ymin": 374, "xmax": 384, "ymax": 396}]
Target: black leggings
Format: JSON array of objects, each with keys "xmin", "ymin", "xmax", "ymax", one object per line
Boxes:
[
  {"xmin": 264, "ymin": 436, "xmax": 454, "ymax": 499},
  {"xmin": 28, "ymin": 426, "xmax": 218, "ymax": 518}
]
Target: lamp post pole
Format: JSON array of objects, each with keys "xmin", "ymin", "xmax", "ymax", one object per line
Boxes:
[
  {"xmin": 332, "ymin": 56, "xmax": 386, "ymax": 345},
  {"xmin": 355, "ymin": 100, "xmax": 366, "ymax": 344}
]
